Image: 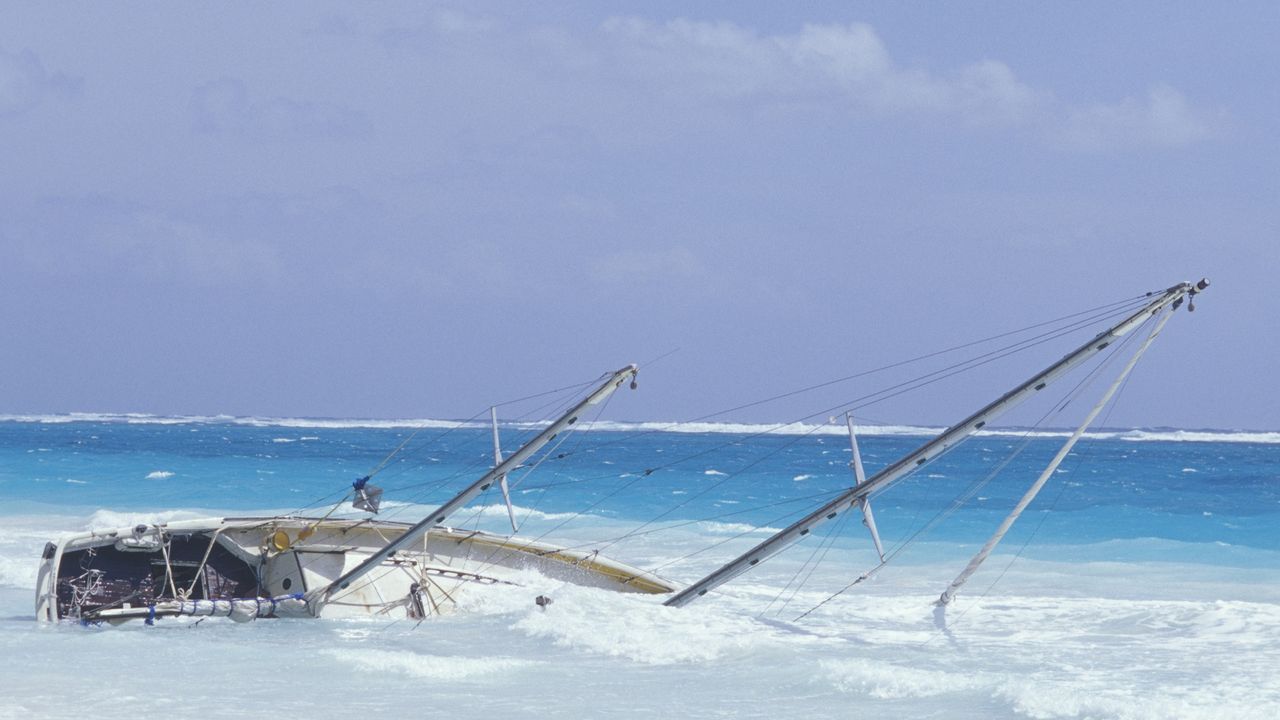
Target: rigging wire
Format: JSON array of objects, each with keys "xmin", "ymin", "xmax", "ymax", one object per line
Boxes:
[
  {"xmin": 764, "ymin": 506, "xmax": 854, "ymax": 618},
  {"xmin": 355, "ymin": 378, "xmax": 600, "ymax": 533},
  {"xmin": 509, "ymin": 389, "xmax": 622, "ymax": 529},
  {"xmin": 790, "ymin": 317, "xmax": 1151, "ymax": 622},
  {"xmin": 345, "ymin": 369, "xmax": 604, "ymax": 504},
  {"xmin": 603, "ymin": 298, "xmax": 1151, "ymax": 485},
  {"xmin": 396, "ymin": 295, "xmax": 1159, "ymax": 594},
  {"xmin": 456, "ymin": 296, "xmax": 1155, "ymax": 549},
  {"xmin": 559, "ymin": 421, "xmax": 836, "ymax": 559},
  {"xmin": 533, "ymin": 301, "xmax": 1153, "ymax": 557},
  {"xmin": 432, "ymin": 386, "xmax": 635, "ymax": 596},
  {"xmin": 487, "ymin": 487, "xmax": 852, "ymax": 556},
  {"xmin": 313, "ymin": 292, "xmax": 1164, "ymax": 607},
  {"xmin": 864, "ymin": 320, "xmax": 1146, "ymax": 552},
  {"xmin": 926, "ymin": 345, "xmax": 1141, "ymax": 639},
  {"xmin": 644, "ymin": 500, "xmax": 840, "ymax": 575},
  {"xmin": 310, "ymin": 292, "xmax": 1150, "ymax": 527},
  {"xmin": 288, "ymin": 384, "xmax": 596, "ymax": 557},
  {"xmin": 568, "ymin": 295, "xmax": 1155, "ymax": 463},
  {"xmin": 683, "ymin": 292, "xmax": 1156, "ymax": 423}
]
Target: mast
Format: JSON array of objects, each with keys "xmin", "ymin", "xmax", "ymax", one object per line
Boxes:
[
  {"xmin": 664, "ymin": 280, "xmax": 1207, "ymax": 608},
  {"xmin": 937, "ymin": 306, "xmax": 1175, "ymax": 607},
  {"xmin": 311, "ymin": 364, "xmax": 639, "ymax": 609}
]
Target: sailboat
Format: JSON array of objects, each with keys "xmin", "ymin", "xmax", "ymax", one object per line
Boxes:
[
  {"xmin": 34, "ymin": 279, "xmax": 1208, "ymax": 624},
  {"xmin": 35, "ymin": 366, "xmax": 676, "ymax": 623}
]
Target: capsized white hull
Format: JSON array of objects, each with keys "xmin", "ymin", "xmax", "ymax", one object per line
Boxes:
[{"xmin": 36, "ymin": 516, "xmax": 675, "ymax": 623}]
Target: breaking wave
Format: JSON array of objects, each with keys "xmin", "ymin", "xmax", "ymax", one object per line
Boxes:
[
  {"xmin": 322, "ymin": 649, "xmax": 534, "ymax": 679},
  {"xmin": 1, "ymin": 413, "xmax": 1275, "ymax": 443}
]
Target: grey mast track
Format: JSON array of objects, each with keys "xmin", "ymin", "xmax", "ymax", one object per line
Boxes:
[
  {"xmin": 310, "ymin": 364, "xmax": 639, "ymax": 612},
  {"xmin": 664, "ymin": 280, "xmax": 1208, "ymax": 608}
]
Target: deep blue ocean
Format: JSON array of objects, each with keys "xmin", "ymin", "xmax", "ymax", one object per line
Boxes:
[{"xmin": 1, "ymin": 414, "xmax": 1277, "ymax": 719}]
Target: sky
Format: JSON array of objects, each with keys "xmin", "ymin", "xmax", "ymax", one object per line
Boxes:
[{"xmin": 1, "ymin": 2, "xmax": 1276, "ymax": 430}]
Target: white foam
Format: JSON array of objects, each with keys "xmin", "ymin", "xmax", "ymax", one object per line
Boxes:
[
  {"xmin": 821, "ymin": 657, "xmax": 987, "ymax": 699},
  {"xmin": 695, "ymin": 521, "xmax": 783, "ymax": 535},
  {"xmin": 1112, "ymin": 429, "xmax": 1280, "ymax": 444},
  {"xmin": 2, "ymin": 508, "xmax": 1278, "ymax": 718},
  {"xmin": 465, "ymin": 503, "xmax": 582, "ymax": 523},
  {"xmin": 587, "ymin": 419, "xmax": 944, "ymax": 437},
  {"xmin": 513, "ymin": 586, "xmax": 791, "ymax": 664},
  {"xmin": 145, "ymin": 471, "xmax": 175, "ymax": 480},
  {"xmin": 0, "ymin": 412, "xmax": 485, "ymax": 431},
  {"xmin": 321, "ymin": 648, "xmax": 533, "ymax": 679},
  {"xmin": 1, "ymin": 413, "xmax": 1275, "ymax": 443},
  {"xmin": 84, "ymin": 508, "xmax": 212, "ymax": 530}
]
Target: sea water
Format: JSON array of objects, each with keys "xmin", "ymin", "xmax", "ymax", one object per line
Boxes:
[{"xmin": 0, "ymin": 415, "xmax": 1276, "ymax": 719}]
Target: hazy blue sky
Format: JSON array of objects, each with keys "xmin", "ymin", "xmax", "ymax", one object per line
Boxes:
[{"xmin": 1, "ymin": 3, "xmax": 1276, "ymax": 430}]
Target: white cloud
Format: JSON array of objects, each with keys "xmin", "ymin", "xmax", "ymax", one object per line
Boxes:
[
  {"xmin": 377, "ymin": 7, "xmax": 494, "ymax": 50},
  {"xmin": 0, "ymin": 46, "xmax": 79, "ymax": 117},
  {"xmin": 600, "ymin": 19, "xmax": 1045, "ymax": 127},
  {"xmin": 1056, "ymin": 85, "xmax": 1220, "ymax": 151},
  {"xmin": 590, "ymin": 246, "xmax": 702, "ymax": 285},
  {"xmin": 598, "ymin": 17, "xmax": 1221, "ymax": 147},
  {"xmin": 952, "ymin": 60, "xmax": 1044, "ymax": 127},
  {"xmin": 336, "ymin": 13, "xmax": 1219, "ymax": 152},
  {"xmin": 5, "ymin": 198, "xmax": 281, "ymax": 287},
  {"xmin": 190, "ymin": 77, "xmax": 371, "ymax": 139},
  {"xmin": 99, "ymin": 212, "xmax": 283, "ymax": 286}
]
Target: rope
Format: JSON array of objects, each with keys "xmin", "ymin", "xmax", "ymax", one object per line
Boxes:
[
  {"xmin": 301, "ymin": 293, "xmax": 1163, "ymax": 610},
  {"xmin": 923, "ymin": 320, "xmax": 1148, "ymax": 638},
  {"xmin": 156, "ymin": 527, "xmax": 179, "ymax": 598},
  {"xmin": 764, "ymin": 507, "xmax": 853, "ymax": 618},
  {"xmin": 181, "ymin": 528, "xmax": 224, "ymax": 599},
  {"xmin": 792, "ymin": 315, "xmax": 1153, "ymax": 622},
  {"xmin": 398, "ymin": 296, "xmax": 1157, "ymax": 594}
]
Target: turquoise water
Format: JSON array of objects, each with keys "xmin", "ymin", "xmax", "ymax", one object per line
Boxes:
[
  {"xmin": 2, "ymin": 416, "xmax": 1275, "ymax": 554},
  {"xmin": 1, "ymin": 415, "xmax": 1277, "ymax": 719}
]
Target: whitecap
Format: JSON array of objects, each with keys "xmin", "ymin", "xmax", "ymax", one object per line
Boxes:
[
  {"xmin": 822, "ymin": 658, "xmax": 987, "ymax": 699},
  {"xmin": 513, "ymin": 587, "xmax": 784, "ymax": 665},
  {"xmin": 1, "ymin": 412, "xmax": 1274, "ymax": 443},
  {"xmin": 321, "ymin": 649, "xmax": 533, "ymax": 679}
]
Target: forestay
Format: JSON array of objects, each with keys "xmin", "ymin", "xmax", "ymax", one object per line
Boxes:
[{"xmin": 665, "ymin": 279, "xmax": 1209, "ymax": 608}]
